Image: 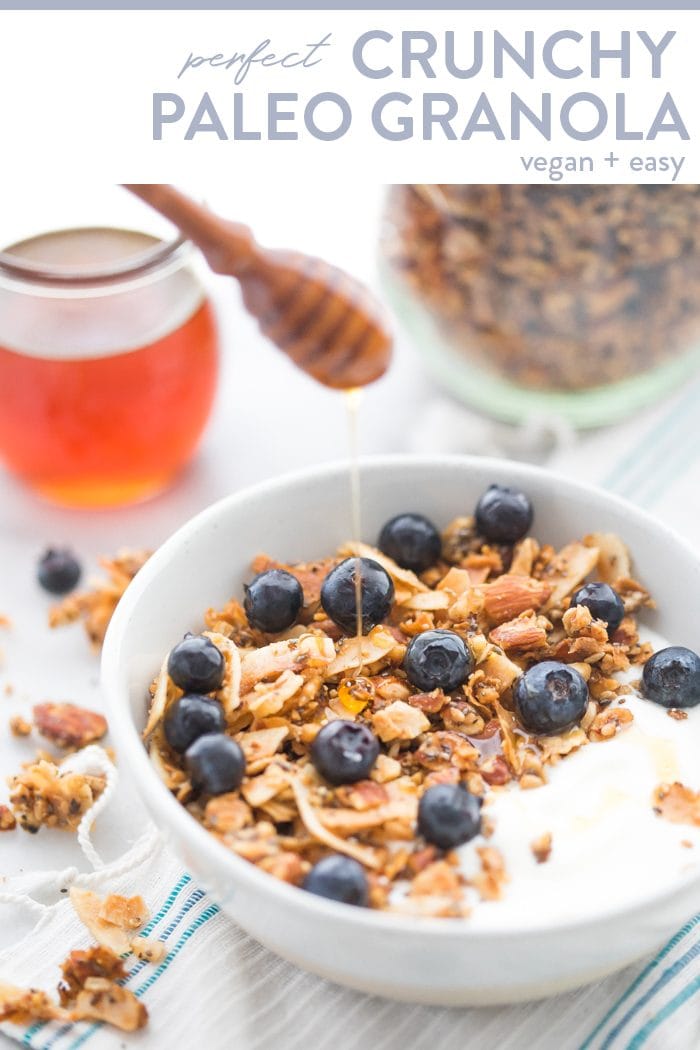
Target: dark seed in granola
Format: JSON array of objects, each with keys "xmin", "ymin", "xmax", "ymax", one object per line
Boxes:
[
  {"xmin": 403, "ymin": 629, "xmax": 473, "ymax": 693},
  {"xmin": 244, "ymin": 569, "xmax": 303, "ymax": 633},
  {"xmin": 310, "ymin": 719, "xmax": 380, "ymax": 785},
  {"xmin": 571, "ymin": 582, "xmax": 625, "ymax": 634},
  {"xmin": 642, "ymin": 647, "xmax": 700, "ymax": 709},
  {"xmin": 514, "ymin": 661, "xmax": 589, "ymax": 735},
  {"xmin": 164, "ymin": 694, "xmax": 226, "ymax": 754},
  {"xmin": 184, "ymin": 733, "xmax": 246, "ymax": 795},
  {"xmin": 475, "ymin": 485, "xmax": 533, "ymax": 544},
  {"xmin": 378, "ymin": 513, "xmax": 442, "ymax": 573},
  {"xmin": 418, "ymin": 784, "xmax": 482, "ymax": 849},
  {"xmin": 168, "ymin": 635, "xmax": 225, "ymax": 694},
  {"xmin": 302, "ymin": 854, "xmax": 368, "ymax": 906},
  {"xmin": 37, "ymin": 548, "xmax": 82, "ymax": 595},
  {"xmin": 321, "ymin": 557, "xmax": 394, "ymax": 635}
]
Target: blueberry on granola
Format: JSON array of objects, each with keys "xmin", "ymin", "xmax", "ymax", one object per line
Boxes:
[
  {"xmin": 37, "ymin": 548, "xmax": 82, "ymax": 595},
  {"xmin": 378, "ymin": 513, "xmax": 442, "ymax": 573},
  {"xmin": 475, "ymin": 484, "xmax": 533, "ymax": 544},
  {"xmin": 514, "ymin": 661, "xmax": 589, "ymax": 735},
  {"xmin": 418, "ymin": 784, "xmax": 482, "ymax": 849},
  {"xmin": 303, "ymin": 855, "xmax": 369, "ymax": 906},
  {"xmin": 164, "ymin": 694, "xmax": 225, "ymax": 754},
  {"xmin": 403, "ymin": 629, "xmax": 473, "ymax": 693},
  {"xmin": 642, "ymin": 646, "xmax": 700, "ymax": 709},
  {"xmin": 168, "ymin": 635, "xmax": 225, "ymax": 694},
  {"xmin": 310, "ymin": 720, "xmax": 380, "ymax": 785},
  {"xmin": 321, "ymin": 557, "xmax": 394, "ymax": 635},
  {"xmin": 570, "ymin": 582, "xmax": 625, "ymax": 635},
  {"xmin": 184, "ymin": 733, "xmax": 246, "ymax": 795},
  {"xmin": 244, "ymin": 569, "xmax": 303, "ymax": 633}
]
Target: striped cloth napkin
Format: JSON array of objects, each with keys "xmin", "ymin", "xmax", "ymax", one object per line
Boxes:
[{"xmin": 3, "ymin": 377, "xmax": 700, "ymax": 1050}]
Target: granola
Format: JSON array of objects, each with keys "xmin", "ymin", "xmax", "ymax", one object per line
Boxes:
[
  {"xmin": 143, "ymin": 499, "xmax": 666, "ymax": 918},
  {"xmin": 8, "ymin": 759, "xmax": 105, "ymax": 833},
  {"xmin": 383, "ymin": 184, "xmax": 700, "ymax": 392},
  {"xmin": 1, "ymin": 946, "xmax": 147, "ymax": 1032},
  {"xmin": 49, "ymin": 549, "xmax": 150, "ymax": 648}
]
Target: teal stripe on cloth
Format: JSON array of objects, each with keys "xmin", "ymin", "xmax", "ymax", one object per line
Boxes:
[
  {"xmin": 626, "ymin": 972, "xmax": 700, "ymax": 1049},
  {"xmin": 597, "ymin": 935, "xmax": 700, "ymax": 1050},
  {"xmin": 579, "ymin": 914, "xmax": 700, "ymax": 1050}
]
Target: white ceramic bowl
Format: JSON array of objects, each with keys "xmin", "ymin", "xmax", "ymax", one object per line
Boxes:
[{"xmin": 102, "ymin": 455, "xmax": 700, "ymax": 1006}]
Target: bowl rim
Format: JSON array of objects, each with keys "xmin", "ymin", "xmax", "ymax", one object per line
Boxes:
[{"xmin": 102, "ymin": 453, "xmax": 700, "ymax": 938}]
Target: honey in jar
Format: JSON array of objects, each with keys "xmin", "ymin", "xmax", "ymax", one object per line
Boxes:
[{"xmin": 0, "ymin": 227, "xmax": 219, "ymax": 507}]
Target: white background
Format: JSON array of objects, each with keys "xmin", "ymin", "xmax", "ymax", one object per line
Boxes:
[{"xmin": 0, "ymin": 10, "xmax": 698, "ymax": 183}]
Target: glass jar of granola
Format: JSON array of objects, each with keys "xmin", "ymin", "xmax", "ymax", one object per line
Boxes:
[{"xmin": 380, "ymin": 185, "xmax": 700, "ymax": 427}]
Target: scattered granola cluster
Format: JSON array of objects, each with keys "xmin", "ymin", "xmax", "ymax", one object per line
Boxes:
[
  {"xmin": 0, "ymin": 888, "xmax": 159, "ymax": 1033},
  {"xmin": 49, "ymin": 549, "xmax": 150, "ymax": 648},
  {"xmin": 145, "ymin": 485, "xmax": 661, "ymax": 917},
  {"xmin": 383, "ymin": 184, "xmax": 700, "ymax": 391}
]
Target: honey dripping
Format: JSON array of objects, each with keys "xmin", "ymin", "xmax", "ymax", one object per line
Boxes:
[{"xmin": 338, "ymin": 387, "xmax": 373, "ymax": 715}]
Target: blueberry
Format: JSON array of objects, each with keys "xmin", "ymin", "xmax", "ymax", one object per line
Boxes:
[
  {"xmin": 403, "ymin": 630, "xmax": 473, "ymax": 693},
  {"xmin": 417, "ymin": 784, "xmax": 482, "ymax": 850},
  {"xmin": 168, "ymin": 635, "xmax": 225, "ymax": 694},
  {"xmin": 244, "ymin": 569, "xmax": 303, "ymax": 633},
  {"xmin": 514, "ymin": 661, "xmax": 589, "ymax": 735},
  {"xmin": 475, "ymin": 484, "xmax": 533, "ymax": 544},
  {"xmin": 570, "ymin": 582, "xmax": 625, "ymax": 635},
  {"xmin": 310, "ymin": 719, "xmax": 380, "ymax": 785},
  {"xmin": 321, "ymin": 557, "xmax": 394, "ymax": 636},
  {"xmin": 164, "ymin": 694, "xmax": 225, "ymax": 754},
  {"xmin": 642, "ymin": 647, "xmax": 700, "ymax": 709},
  {"xmin": 378, "ymin": 513, "xmax": 442, "ymax": 573},
  {"xmin": 37, "ymin": 548, "xmax": 82, "ymax": 595},
  {"xmin": 302, "ymin": 855, "xmax": 368, "ymax": 906},
  {"xmin": 184, "ymin": 733, "xmax": 246, "ymax": 795}
]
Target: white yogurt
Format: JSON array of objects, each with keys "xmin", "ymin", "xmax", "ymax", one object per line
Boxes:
[{"xmin": 460, "ymin": 627, "xmax": 700, "ymax": 929}]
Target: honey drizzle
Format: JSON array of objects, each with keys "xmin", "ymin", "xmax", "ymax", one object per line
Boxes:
[{"xmin": 346, "ymin": 387, "xmax": 364, "ymax": 674}]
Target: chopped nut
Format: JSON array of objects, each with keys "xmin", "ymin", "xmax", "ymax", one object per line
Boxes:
[
  {"xmin": 667, "ymin": 708, "xmax": 689, "ymax": 721},
  {"xmin": 372, "ymin": 700, "xmax": 430, "ymax": 742},
  {"xmin": 204, "ymin": 793, "xmax": 252, "ymax": 834},
  {"xmin": 33, "ymin": 702, "xmax": 107, "ymax": 750},
  {"xmin": 9, "ymin": 714, "xmax": 31, "ymax": 737},
  {"xmin": 130, "ymin": 937, "xmax": 167, "ymax": 963},
  {"xmin": 530, "ymin": 831, "xmax": 553, "ymax": 864},
  {"xmin": 335, "ymin": 780, "xmax": 390, "ymax": 810},
  {"xmin": 99, "ymin": 894, "xmax": 148, "ymax": 930},
  {"xmin": 653, "ymin": 782, "xmax": 700, "ymax": 826},
  {"xmin": 70, "ymin": 888, "xmax": 145, "ymax": 953},
  {"xmin": 482, "ymin": 575, "xmax": 552, "ymax": 625},
  {"xmin": 0, "ymin": 804, "xmax": 16, "ymax": 830},
  {"xmin": 489, "ymin": 613, "xmax": 548, "ymax": 651},
  {"xmin": 588, "ymin": 706, "xmax": 634, "ymax": 742},
  {"xmin": 72, "ymin": 978, "xmax": 147, "ymax": 1031},
  {"xmin": 472, "ymin": 846, "xmax": 508, "ymax": 900}
]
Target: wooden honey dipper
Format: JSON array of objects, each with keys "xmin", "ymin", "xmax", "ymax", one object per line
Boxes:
[{"xmin": 125, "ymin": 184, "xmax": 393, "ymax": 389}]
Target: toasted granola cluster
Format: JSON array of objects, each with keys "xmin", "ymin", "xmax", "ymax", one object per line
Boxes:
[
  {"xmin": 144, "ymin": 510, "xmax": 654, "ymax": 917},
  {"xmin": 7, "ymin": 759, "xmax": 105, "ymax": 833},
  {"xmin": 383, "ymin": 184, "xmax": 700, "ymax": 391},
  {"xmin": 49, "ymin": 549, "xmax": 150, "ymax": 649}
]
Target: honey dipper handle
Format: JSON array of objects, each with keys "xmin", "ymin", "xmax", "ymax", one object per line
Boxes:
[{"xmin": 124, "ymin": 184, "xmax": 256, "ymax": 276}]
